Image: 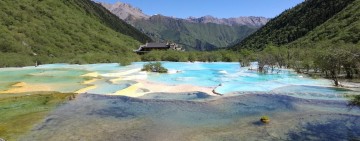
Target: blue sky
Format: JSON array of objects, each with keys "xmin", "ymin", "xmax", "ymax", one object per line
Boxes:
[{"xmin": 97, "ymin": 0, "xmax": 304, "ymax": 18}]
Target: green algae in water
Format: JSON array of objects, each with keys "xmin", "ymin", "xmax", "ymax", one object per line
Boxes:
[
  {"xmin": 22, "ymin": 94, "xmax": 360, "ymax": 141},
  {"xmin": 0, "ymin": 92, "xmax": 74, "ymax": 141},
  {"xmin": 0, "ymin": 82, "xmax": 16, "ymax": 91},
  {"xmin": 0, "ymin": 67, "xmax": 90, "ymax": 93}
]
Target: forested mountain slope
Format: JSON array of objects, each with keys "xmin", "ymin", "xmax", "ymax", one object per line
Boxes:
[
  {"xmin": 288, "ymin": 0, "xmax": 360, "ymax": 48},
  {"xmin": 0, "ymin": 0, "xmax": 151, "ymax": 67},
  {"xmin": 232, "ymin": 0, "xmax": 355, "ymax": 50}
]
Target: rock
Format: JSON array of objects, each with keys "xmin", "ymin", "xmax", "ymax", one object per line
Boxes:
[{"xmin": 260, "ymin": 116, "xmax": 270, "ymax": 124}]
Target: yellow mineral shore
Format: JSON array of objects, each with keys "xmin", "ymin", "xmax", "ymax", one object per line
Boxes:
[
  {"xmin": 75, "ymin": 85, "xmax": 97, "ymax": 94},
  {"xmin": 83, "ymin": 78, "xmax": 99, "ymax": 85},
  {"xmin": 81, "ymin": 72, "xmax": 100, "ymax": 77},
  {"xmin": 139, "ymin": 80, "xmax": 216, "ymax": 95},
  {"xmin": 109, "ymin": 71, "xmax": 146, "ymax": 84},
  {"xmin": 109, "ymin": 77, "xmax": 122, "ymax": 84},
  {"xmin": 113, "ymin": 80, "xmax": 218, "ymax": 97},
  {"xmin": 114, "ymin": 83, "xmax": 145, "ymax": 97},
  {"xmin": 76, "ymin": 72, "xmax": 101, "ymax": 94},
  {"xmin": 12, "ymin": 82, "xmax": 27, "ymax": 87},
  {"xmin": 0, "ymin": 82, "xmax": 53, "ymax": 94}
]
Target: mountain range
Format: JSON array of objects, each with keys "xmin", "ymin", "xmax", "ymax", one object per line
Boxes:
[{"xmin": 101, "ymin": 2, "xmax": 269, "ymax": 50}]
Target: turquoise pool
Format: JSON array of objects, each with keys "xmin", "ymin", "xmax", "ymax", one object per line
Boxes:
[
  {"xmin": 0, "ymin": 62, "xmax": 356, "ymax": 99},
  {"xmin": 142, "ymin": 62, "xmax": 350, "ymax": 98}
]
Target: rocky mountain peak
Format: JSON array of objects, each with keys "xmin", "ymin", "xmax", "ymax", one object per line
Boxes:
[
  {"xmin": 101, "ymin": 2, "xmax": 269, "ymax": 27},
  {"xmin": 100, "ymin": 2, "xmax": 149, "ymax": 22},
  {"xmin": 186, "ymin": 16, "xmax": 270, "ymax": 27}
]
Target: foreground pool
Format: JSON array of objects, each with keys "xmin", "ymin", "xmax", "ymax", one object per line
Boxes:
[{"xmin": 21, "ymin": 94, "xmax": 360, "ymax": 141}]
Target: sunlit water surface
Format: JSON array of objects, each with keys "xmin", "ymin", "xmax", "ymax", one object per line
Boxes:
[
  {"xmin": 1, "ymin": 62, "xmax": 359, "ymax": 140},
  {"xmin": 22, "ymin": 94, "xmax": 360, "ymax": 141},
  {"xmin": 0, "ymin": 62, "xmax": 356, "ymax": 100}
]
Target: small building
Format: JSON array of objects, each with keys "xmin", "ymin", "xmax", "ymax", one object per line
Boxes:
[{"xmin": 134, "ymin": 42, "xmax": 182, "ymax": 54}]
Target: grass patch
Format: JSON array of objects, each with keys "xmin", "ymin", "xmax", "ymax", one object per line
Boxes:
[{"xmin": 0, "ymin": 92, "xmax": 74, "ymax": 141}]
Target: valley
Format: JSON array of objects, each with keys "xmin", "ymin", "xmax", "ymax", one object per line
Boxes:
[
  {"xmin": 0, "ymin": 0, "xmax": 360, "ymax": 140},
  {"xmin": 101, "ymin": 2, "xmax": 269, "ymax": 50}
]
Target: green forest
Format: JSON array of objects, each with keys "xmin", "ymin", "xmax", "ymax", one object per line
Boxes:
[
  {"xmin": 232, "ymin": 0, "xmax": 355, "ymax": 50},
  {"xmin": 0, "ymin": 0, "xmax": 150, "ymax": 67}
]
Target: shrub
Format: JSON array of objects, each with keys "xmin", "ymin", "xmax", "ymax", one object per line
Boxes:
[
  {"xmin": 141, "ymin": 62, "xmax": 168, "ymax": 73},
  {"xmin": 260, "ymin": 116, "xmax": 270, "ymax": 123}
]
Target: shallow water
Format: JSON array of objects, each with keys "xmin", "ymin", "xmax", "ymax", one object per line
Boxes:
[
  {"xmin": 0, "ymin": 62, "xmax": 356, "ymax": 99},
  {"xmin": 144, "ymin": 62, "xmax": 354, "ymax": 99},
  {"xmin": 22, "ymin": 94, "xmax": 360, "ymax": 141},
  {"xmin": 86, "ymin": 79, "xmax": 134, "ymax": 94},
  {"xmin": 0, "ymin": 63, "xmax": 139, "ymax": 94},
  {"xmin": 0, "ymin": 67, "xmax": 88, "ymax": 92},
  {"xmin": 2, "ymin": 63, "xmax": 359, "ymax": 140}
]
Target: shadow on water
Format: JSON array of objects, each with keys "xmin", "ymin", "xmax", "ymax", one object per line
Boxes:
[
  {"xmin": 139, "ymin": 91, "xmax": 213, "ymax": 100},
  {"xmin": 348, "ymin": 95, "xmax": 360, "ymax": 110},
  {"xmin": 194, "ymin": 92, "xmax": 212, "ymax": 99},
  {"xmin": 88, "ymin": 107, "xmax": 136, "ymax": 118},
  {"xmin": 287, "ymin": 115, "xmax": 360, "ymax": 141},
  {"xmin": 22, "ymin": 94, "xmax": 360, "ymax": 141},
  {"xmin": 251, "ymin": 121, "xmax": 266, "ymax": 126},
  {"xmin": 68, "ymin": 94, "xmax": 303, "ymax": 129}
]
